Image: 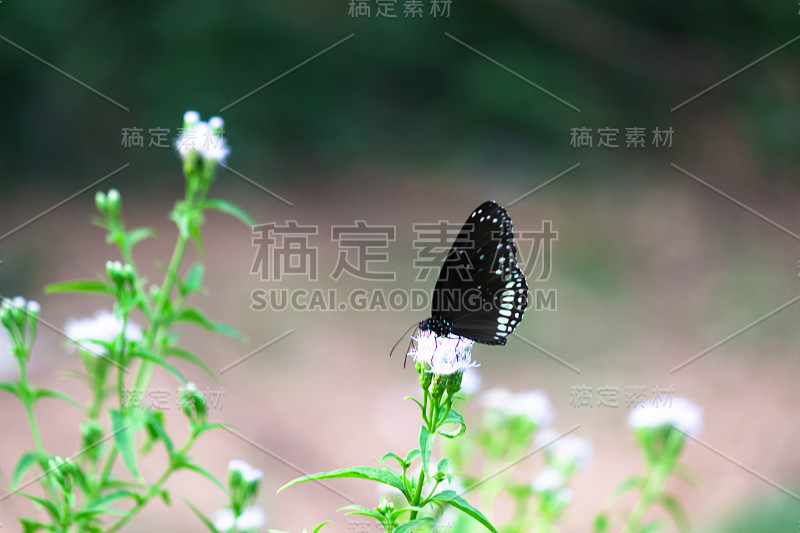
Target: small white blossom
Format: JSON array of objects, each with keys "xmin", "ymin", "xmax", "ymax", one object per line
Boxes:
[
  {"xmin": 537, "ymin": 432, "xmax": 593, "ymax": 470},
  {"xmin": 532, "ymin": 467, "xmax": 564, "ymax": 492},
  {"xmin": 64, "ymin": 310, "xmax": 142, "ymax": 356},
  {"xmin": 211, "ymin": 506, "xmax": 266, "ymax": 532},
  {"xmin": 236, "ymin": 506, "xmax": 266, "ymax": 529},
  {"xmin": 459, "ymin": 367, "xmax": 482, "ymax": 395},
  {"xmin": 408, "ymin": 330, "xmax": 478, "ymax": 375},
  {"xmin": 212, "ymin": 508, "xmax": 236, "ymax": 531},
  {"xmin": 228, "ymin": 459, "xmax": 264, "ymax": 482},
  {"xmin": 481, "ymin": 387, "xmax": 513, "ymax": 411},
  {"xmin": 176, "ymin": 117, "xmax": 229, "ymax": 162},
  {"xmin": 482, "ymin": 388, "xmax": 553, "ymax": 426},
  {"xmin": 628, "ymin": 396, "xmax": 703, "ymax": 437}
]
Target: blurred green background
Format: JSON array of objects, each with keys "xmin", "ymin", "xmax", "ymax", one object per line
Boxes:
[
  {"xmin": 2, "ymin": 0, "xmax": 800, "ymax": 185},
  {"xmin": 1, "ymin": 1, "xmax": 800, "ymax": 532}
]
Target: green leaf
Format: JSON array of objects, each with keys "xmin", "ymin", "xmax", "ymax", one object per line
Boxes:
[
  {"xmin": 124, "ymin": 227, "xmax": 157, "ymax": 249},
  {"xmin": 110, "ymin": 409, "xmax": 140, "ymax": 480},
  {"xmin": 593, "ymin": 513, "xmax": 611, "ymax": 532},
  {"xmin": 20, "ymin": 518, "xmax": 57, "ymax": 532},
  {"xmin": 31, "ymin": 387, "xmax": 82, "ymax": 410},
  {"xmin": 201, "ymin": 198, "xmax": 256, "ymax": 227},
  {"xmin": 85, "ymin": 489, "xmax": 141, "ymax": 509},
  {"xmin": 659, "ymin": 494, "xmax": 690, "ymax": 532},
  {"xmin": 380, "ymin": 452, "xmax": 405, "ymax": 469},
  {"xmin": 641, "ymin": 521, "xmax": 665, "ymax": 533},
  {"xmin": 173, "ymin": 308, "xmax": 247, "ymax": 341},
  {"xmin": 165, "ymin": 347, "xmax": 217, "ymax": 381},
  {"xmin": 611, "ymin": 476, "xmax": 644, "ymax": 499},
  {"xmin": 340, "ymin": 504, "xmax": 384, "ymax": 520},
  {"xmin": 405, "ymin": 449, "xmax": 421, "ymax": 464},
  {"xmin": 45, "ymin": 279, "xmax": 112, "ymax": 295},
  {"xmin": 0, "ymin": 381, "xmax": 23, "ymax": 400},
  {"xmin": 431, "ymin": 490, "xmax": 497, "ymax": 533},
  {"xmin": 178, "ymin": 460, "xmax": 228, "ymax": 493},
  {"xmin": 312, "ymin": 521, "xmax": 333, "ymax": 533},
  {"xmin": 437, "ymin": 408, "xmax": 466, "ymax": 439},
  {"xmin": 190, "ymin": 224, "xmax": 205, "ymax": 255},
  {"xmin": 419, "ymin": 425, "xmax": 433, "ymax": 477},
  {"xmin": 185, "ymin": 498, "xmax": 220, "ymax": 533},
  {"xmin": 436, "ymin": 458, "xmax": 453, "ymax": 476},
  {"xmin": 279, "ymin": 466, "xmax": 406, "ymax": 494},
  {"xmin": 12, "ymin": 451, "xmax": 41, "ymax": 489},
  {"xmin": 145, "ymin": 409, "xmax": 174, "ymax": 455},
  {"xmin": 184, "ymin": 263, "xmax": 205, "ymax": 293},
  {"xmin": 395, "ymin": 519, "xmax": 435, "ymax": 533},
  {"xmin": 18, "ymin": 491, "xmax": 62, "ymax": 521},
  {"xmin": 405, "ymin": 396, "xmax": 425, "ymax": 414},
  {"xmin": 132, "ymin": 349, "xmax": 187, "ymax": 384}
]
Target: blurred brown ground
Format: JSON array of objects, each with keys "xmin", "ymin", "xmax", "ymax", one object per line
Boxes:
[{"xmin": 0, "ymin": 169, "xmax": 799, "ymax": 532}]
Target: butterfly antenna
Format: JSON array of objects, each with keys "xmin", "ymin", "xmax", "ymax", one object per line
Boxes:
[{"xmin": 389, "ymin": 322, "xmax": 418, "ymax": 362}]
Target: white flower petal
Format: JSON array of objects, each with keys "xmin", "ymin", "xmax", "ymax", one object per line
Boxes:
[
  {"xmin": 532, "ymin": 467, "xmax": 564, "ymax": 492},
  {"xmin": 236, "ymin": 506, "xmax": 266, "ymax": 529},
  {"xmin": 408, "ymin": 330, "xmax": 477, "ymax": 376},
  {"xmin": 211, "ymin": 508, "xmax": 235, "ymax": 531},
  {"xmin": 176, "ymin": 120, "xmax": 229, "ymax": 162},
  {"xmin": 64, "ymin": 310, "xmax": 142, "ymax": 356},
  {"xmin": 459, "ymin": 367, "xmax": 482, "ymax": 395},
  {"xmin": 628, "ymin": 396, "xmax": 703, "ymax": 436}
]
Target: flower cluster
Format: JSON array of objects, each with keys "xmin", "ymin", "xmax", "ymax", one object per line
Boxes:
[
  {"xmin": 176, "ymin": 111, "xmax": 229, "ymax": 163},
  {"xmin": 0, "ymin": 296, "xmax": 40, "ymax": 360},
  {"xmin": 64, "ymin": 309, "xmax": 142, "ymax": 356},
  {"xmin": 212, "ymin": 460, "xmax": 267, "ymax": 533},
  {"xmin": 408, "ymin": 330, "xmax": 477, "ymax": 376}
]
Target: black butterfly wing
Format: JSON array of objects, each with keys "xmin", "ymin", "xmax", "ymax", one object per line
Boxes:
[{"xmin": 431, "ymin": 200, "xmax": 528, "ymax": 344}]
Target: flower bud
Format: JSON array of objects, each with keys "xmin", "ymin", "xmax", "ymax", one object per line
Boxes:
[
  {"xmin": 0, "ymin": 299, "xmax": 13, "ymax": 330},
  {"xmin": 183, "ymin": 110, "xmax": 200, "ymax": 130},
  {"xmin": 446, "ymin": 371, "xmax": 463, "ymax": 396},
  {"xmin": 179, "ymin": 382, "xmax": 207, "ymax": 425},
  {"xmin": 416, "ymin": 361, "xmax": 433, "ymax": 390},
  {"xmin": 431, "ymin": 374, "xmax": 446, "ymax": 400},
  {"xmin": 47, "ymin": 456, "xmax": 77, "ymax": 491},
  {"xmin": 106, "ymin": 189, "xmax": 121, "ymax": 218},
  {"xmin": 80, "ymin": 419, "xmax": 104, "ymax": 461},
  {"xmin": 95, "ymin": 191, "xmax": 108, "ymax": 214},
  {"xmin": 208, "ymin": 116, "xmax": 224, "ymax": 136}
]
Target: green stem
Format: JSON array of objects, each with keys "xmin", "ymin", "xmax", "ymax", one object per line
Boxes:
[
  {"xmin": 18, "ymin": 359, "xmax": 61, "ymax": 505},
  {"xmin": 105, "ymin": 434, "xmax": 197, "ymax": 533},
  {"xmin": 132, "ymin": 230, "xmax": 188, "ymax": 393},
  {"xmin": 623, "ymin": 431, "xmax": 683, "ymax": 533},
  {"xmin": 408, "ymin": 468, "xmax": 427, "ymax": 520}
]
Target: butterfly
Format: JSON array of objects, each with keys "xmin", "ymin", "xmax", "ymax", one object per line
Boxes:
[{"xmin": 417, "ymin": 200, "xmax": 529, "ymax": 345}]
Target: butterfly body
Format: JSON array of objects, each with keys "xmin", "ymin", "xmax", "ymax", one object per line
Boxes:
[{"xmin": 419, "ymin": 200, "xmax": 528, "ymax": 345}]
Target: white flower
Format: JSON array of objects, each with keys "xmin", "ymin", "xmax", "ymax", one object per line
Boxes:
[
  {"xmin": 212, "ymin": 508, "xmax": 236, "ymax": 531},
  {"xmin": 64, "ymin": 310, "xmax": 142, "ymax": 356},
  {"xmin": 228, "ymin": 459, "xmax": 264, "ymax": 482},
  {"xmin": 183, "ymin": 110, "xmax": 200, "ymax": 126},
  {"xmin": 482, "ymin": 388, "xmax": 553, "ymax": 426},
  {"xmin": 236, "ymin": 506, "xmax": 266, "ymax": 530},
  {"xmin": 211, "ymin": 506, "xmax": 267, "ymax": 532},
  {"xmin": 176, "ymin": 116, "xmax": 229, "ymax": 162},
  {"xmin": 481, "ymin": 387, "xmax": 513, "ymax": 410},
  {"xmin": 408, "ymin": 330, "xmax": 478, "ymax": 375},
  {"xmin": 532, "ymin": 467, "xmax": 564, "ymax": 492},
  {"xmin": 538, "ymin": 433, "xmax": 593, "ymax": 470},
  {"xmin": 628, "ymin": 397, "xmax": 703, "ymax": 437},
  {"xmin": 459, "ymin": 367, "xmax": 482, "ymax": 395},
  {"xmin": 508, "ymin": 390, "xmax": 554, "ymax": 426}
]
